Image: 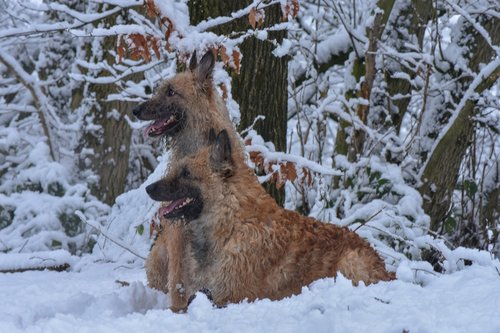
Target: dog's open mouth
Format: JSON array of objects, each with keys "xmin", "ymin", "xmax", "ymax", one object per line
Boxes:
[
  {"xmin": 160, "ymin": 197, "xmax": 195, "ymax": 220},
  {"xmin": 144, "ymin": 115, "xmax": 179, "ymax": 138}
]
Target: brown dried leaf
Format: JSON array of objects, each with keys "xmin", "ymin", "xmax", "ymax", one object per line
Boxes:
[
  {"xmin": 128, "ymin": 33, "xmax": 151, "ymax": 62},
  {"xmin": 149, "ymin": 36, "xmax": 161, "ymax": 60},
  {"xmin": 270, "ymin": 172, "xmax": 279, "ymax": 184},
  {"xmin": 276, "ymin": 174, "xmax": 285, "ymax": 190},
  {"xmin": 255, "ymin": 155, "xmax": 265, "ymax": 173},
  {"xmin": 291, "ymin": 0, "xmax": 300, "ymax": 17},
  {"xmin": 285, "ymin": 162, "xmax": 297, "ymax": 182},
  {"xmin": 249, "ymin": 151, "xmax": 259, "ymax": 161},
  {"xmin": 220, "ymin": 83, "xmax": 228, "ymax": 100},
  {"xmin": 232, "ymin": 49, "xmax": 241, "ymax": 74},
  {"xmin": 301, "ymin": 167, "xmax": 308, "ymax": 185},
  {"xmin": 267, "ymin": 162, "xmax": 274, "ymax": 174},
  {"xmin": 145, "ymin": 0, "xmax": 158, "ymax": 18},
  {"xmin": 219, "ymin": 45, "xmax": 230, "ymax": 64},
  {"xmin": 129, "ymin": 49, "xmax": 142, "ymax": 61},
  {"xmin": 249, "ymin": 7, "xmax": 257, "ymax": 29},
  {"xmin": 281, "ymin": 3, "xmax": 290, "ymax": 21},
  {"xmin": 117, "ymin": 35, "xmax": 125, "ymax": 63},
  {"xmin": 163, "ymin": 17, "xmax": 174, "ymax": 51}
]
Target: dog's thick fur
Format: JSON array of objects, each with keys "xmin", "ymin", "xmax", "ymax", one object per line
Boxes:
[
  {"xmin": 134, "ymin": 51, "xmax": 245, "ymax": 310},
  {"xmin": 133, "ymin": 51, "xmax": 243, "ymax": 159},
  {"xmin": 146, "ymin": 129, "xmax": 393, "ymax": 311}
]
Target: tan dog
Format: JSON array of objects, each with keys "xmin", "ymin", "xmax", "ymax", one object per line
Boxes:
[
  {"xmin": 146, "ymin": 129, "xmax": 393, "ymax": 311},
  {"xmin": 132, "ymin": 50, "xmax": 243, "ymax": 158},
  {"xmin": 133, "ymin": 51, "xmax": 245, "ymax": 310}
]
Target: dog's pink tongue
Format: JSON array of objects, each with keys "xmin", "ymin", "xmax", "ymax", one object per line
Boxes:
[
  {"xmin": 160, "ymin": 198, "xmax": 185, "ymax": 216},
  {"xmin": 143, "ymin": 120, "xmax": 163, "ymax": 139}
]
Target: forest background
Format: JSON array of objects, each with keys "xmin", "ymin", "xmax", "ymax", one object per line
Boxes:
[{"xmin": 0, "ymin": 0, "xmax": 499, "ymax": 277}]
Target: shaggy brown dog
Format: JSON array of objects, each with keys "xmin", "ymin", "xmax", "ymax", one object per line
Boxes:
[
  {"xmin": 133, "ymin": 51, "xmax": 245, "ymax": 310},
  {"xmin": 132, "ymin": 50, "xmax": 243, "ymax": 158},
  {"xmin": 146, "ymin": 129, "xmax": 393, "ymax": 312}
]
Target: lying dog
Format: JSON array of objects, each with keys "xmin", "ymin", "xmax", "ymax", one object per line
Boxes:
[{"xmin": 146, "ymin": 129, "xmax": 393, "ymax": 311}]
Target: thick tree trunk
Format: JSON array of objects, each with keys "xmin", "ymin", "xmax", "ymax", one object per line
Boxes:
[
  {"xmin": 77, "ymin": 10, "xmax": 143, "ymax": 205},
  {"xmin": 420, "ymin": 17, "xmax": 500, "ymax": 231},
  {"xmin": 188, "ymin": 0, "xmax": 288, "ymax": 205},
  {"xmin": 371, "ymin": 0, "xmax": 432, "ymax": 133},
  {"xmin": 333, "ymin": 0, "xmax": 395, "ymax": 163}
]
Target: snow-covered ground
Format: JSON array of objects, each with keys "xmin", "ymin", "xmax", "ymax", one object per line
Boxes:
[{"xmin": 1, "ymin": 255, "xmax": 499, "ymax": 333}]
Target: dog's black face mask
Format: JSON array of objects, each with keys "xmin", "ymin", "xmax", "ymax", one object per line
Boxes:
[
  {"xmin": 146, "ymin": 178, "xmax": 203, "ymax": 222},
  {"xmin": 133, "ymin": 99, "xmax": 186, "ymax": 139}
]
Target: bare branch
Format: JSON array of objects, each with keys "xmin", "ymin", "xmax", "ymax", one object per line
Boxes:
[
  {"xmin": 75, "ymin": 211, "xmax": 147, "ymax": 260},
  {"xmin": 0, "ymin": 50, "xmax": 55, "ymax": 160}
]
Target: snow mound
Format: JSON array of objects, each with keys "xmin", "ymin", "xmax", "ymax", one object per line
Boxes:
[{"xmin": 1, "ymin": 263, "xmax": 499, "ymax": 333}]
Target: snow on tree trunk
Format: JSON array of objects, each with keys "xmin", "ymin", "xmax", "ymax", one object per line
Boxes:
[
  {"xmin": 77, "ymin": 9, "xmax": 143, "ymax": 206},
  {"xmin": 419, "ymin": 15, "xmax": 500, "ymax": 231},
  {"xmin": 188, "ymin": 0, "xmax": 288, "ymax": 205}
]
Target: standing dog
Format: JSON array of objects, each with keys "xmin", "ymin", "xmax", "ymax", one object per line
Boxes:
[
  {"xmin": 146, "ymin": 129, "xmax": 393, "ymax": 311},
  {"xmin": 133, "ymin": 51, "xmax": 245, "ymax": 311}
]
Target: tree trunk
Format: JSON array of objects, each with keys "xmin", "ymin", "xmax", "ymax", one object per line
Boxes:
[
  {"xmin": 333, "ymin": 0, "xmax": 395, "ymax": 163},
  {"xmin": 77, "ymin": 9, "xmax": 143, "ymax": 205},
  {"xmin": 370, "ymin": 0, "xmax": 432, "ymax": 133},
  {"xmin": 419, "ymin": 16, "xmax": 500, "ymax": 231},
  {"xmin": 188, "ymin": 0, "xmax": 288, "ymax": 205}
]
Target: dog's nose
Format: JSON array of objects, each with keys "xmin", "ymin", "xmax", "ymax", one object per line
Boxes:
[
  {"xmin": 132, "ymin": 105, "xmax": 141, "ymax": 117},
  {"xmin": 145, "ymin": 183, "xmax": 154, "ymax": 197}
]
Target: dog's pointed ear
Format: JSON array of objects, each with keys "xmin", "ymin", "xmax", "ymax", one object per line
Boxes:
[
  {"xmin": 189, "ymin": 50, "xmax": 197, "ymax": 71},
  {"xmin": 210, "ymin": 129, "xmax": 233, "ymax": 178},
  {"xmin": 196, "ymin": 50, "xmax": 215, "ymax": 84}
]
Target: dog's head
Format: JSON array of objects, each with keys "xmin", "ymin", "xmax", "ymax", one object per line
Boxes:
[
  {"xmin": 146, "ymin": 128, "xmax": 234, "ymax": 221},
  {"xmin": 133, "ymin": 50, "xmax": 215, "ymax": 139}
]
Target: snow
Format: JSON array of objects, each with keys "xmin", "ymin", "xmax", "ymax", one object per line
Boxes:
[
  {"xmin": 1, "ymin": 1, "xmax": 500, "ymax": 332},
  {"xmin": 0, "ymin": 260, "xmax": 499, "ymax": 333},
  {"xmin": 0, "ymin": 250, "xmax": 75, "ymax": 271}
]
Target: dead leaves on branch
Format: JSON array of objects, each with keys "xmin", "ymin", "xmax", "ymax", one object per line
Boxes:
[
  {"xmin": 249, "ymin": 0, "xmax": 299, "ymax": 27},
  {"xmin": 218, "ymin": 45, "xmax": 241, "ymax": 74},
  {"xmin": 116, "ymin": 0, "xmax": 168, "ymax": 63},
  {"xmin": 246, "ymin": 139, "xmax": 313, "ymax": 191},
  {"xmin": 281, "ymin": 0, "xmax": 300, "ymax": 21},
  {"xmin": 117, "ymin": 34, "xmax": 161, "ymax": 63},
  {"xmin": 116, "ymin": 0, "xmax": 298, "ymax": 68},
  {"xmin": 249, "ymin": 7, "xmax": 265, "ymax": 29}
]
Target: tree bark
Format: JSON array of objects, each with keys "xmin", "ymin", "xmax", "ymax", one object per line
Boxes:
[
  {"xmin": 77, "ymin": 9, "xmax": 143, "ymax": 205},
  {"xmin": 371, "ymin": 0, "xmax": 433, "ymax": 133},
  {"xmin": 420, "ymin": 16, "xmax": 500, "ymax": 231},
  {"xmin": 188, "ymin": 0, "xmax": 288, "ymax": 205},
  {"xmin": 333, "ymin": 0, "xmax": 395, "ymax": 163}
]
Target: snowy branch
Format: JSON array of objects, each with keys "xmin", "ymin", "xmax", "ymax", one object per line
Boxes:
[
  {"xmin": 194, "ymin": 0, "xmax": 282, "ymax": 32},
  {"xmin": 0, "ymin": 50, "xmax": 55, "ymax": 161},
  {"xmin": 444, "ymin": 0, "xmax": 500, "ymax": 57},
  {"xmin": 76, "ymin": 211, "xmax": 147, "ymax": 260},
  {"xmin": 420, "ymin": 58, "xmax": 500, "ymax": 177},
  {"xmin": 0, "ymin": 1, "xmax": 144, "ymax": 40}
]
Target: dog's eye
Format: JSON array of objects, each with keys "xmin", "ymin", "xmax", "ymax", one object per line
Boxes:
[
  {"xmin": 166, "ymin": 88, "xmax": 175, "ymax": 97},
  {"xmin": 181, "ymin": 168, "xmax": 190, "ymax": 178}
]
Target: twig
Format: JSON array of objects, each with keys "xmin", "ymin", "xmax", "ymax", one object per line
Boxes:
[
  {"xmin": 75, "ymin": 211, "xmax": 147, "ymax": 260},
  {"xmin": 0, "ymin": 50, "xmax": 55, "ymax": 160},
  {"xmin": 0, "ymin": 263, "xmax": 70, "ymax": 274},
  {"xmin": 18, "ymin": 239, "xmax": 29, "ymax": 253},
  {"xmin": 353, "ymin": 208, "xmax": 384, "ymax": 232}
]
